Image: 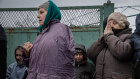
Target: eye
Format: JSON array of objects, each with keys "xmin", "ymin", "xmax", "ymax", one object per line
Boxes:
[{"xmin": 38, "ymin": 10, "xmax": 44, "ymax": 14}]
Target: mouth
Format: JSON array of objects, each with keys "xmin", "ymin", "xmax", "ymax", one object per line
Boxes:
[{"xmin": 39, "ymin": 20, "xmax": 41, "ymax": 22}]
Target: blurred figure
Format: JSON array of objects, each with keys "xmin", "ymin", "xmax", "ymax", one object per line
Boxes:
[
  {"xmin": 23, "ymin": 1, "xmax": 75, "ymax": 79},
  {"xmin": 103, "ymin": 17, "xmax": 108, "ymax": 31},
  {"xmin": 0, "ymin": 24, "xmax": 7, "ymax": 79},
  {"xmin": 74, "ymin": 44, "xmax": 95, "ymax": 79},
  {"xmin": 6, "ymin": 46, "xmax": 27, "ymax": 79},
  {"xmin": 131, "ymin": 13, "xmax": 140, "ymax": 79},
  {"xmin": 87, "ymin": 12, "xmax": 134, "ymax": 79}
]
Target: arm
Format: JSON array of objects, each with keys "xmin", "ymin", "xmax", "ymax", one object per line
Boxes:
[
  {"xmin": 65, "ymin": 26, "xmax": 75, "ymax": 54},
  {"xmin": 104, "ymin": 33, "xmax": 133, "ymax": 61},
  {"xmin": 6, "ymin": 65, "xmax": 12, "ymax": 79},
  {"xmin": 64, "ymin": 25, "xmax": 75, "ymax": 66},
  {"xmin": 131, "ymin": 33, "xmax": 140, "ymax": 61},
  {"xmin": 89, "ymin": 63, "xmax": 95, "ymax": 79},
  {"xmin": 23, "ymin": 42, "xmax": 33, "ymax": 67},
  {"xmin": 87, "ymin": 35, "xmax": 106, "ymax": 63}
]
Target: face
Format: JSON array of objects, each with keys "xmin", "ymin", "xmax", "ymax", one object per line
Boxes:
[
  {"xmin": 109, "ymin": 20, "xmax": 121, "ymax": 29},
  {"xmin": 37, "ymin": 8, "xmax": 47, "ymax": 25},
  {"xmin": 74, "ymin": 53, "xmax": 83, "ymax": 62},
  {"xmin": 15, "ymin": 49, "xmax": 23, "ymax": 65}
]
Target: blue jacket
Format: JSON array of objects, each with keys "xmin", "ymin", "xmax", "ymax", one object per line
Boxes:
[
  {"xmin": 6, "ymin": 62, "xmax": 27, "ymax": 79},
  {"xmin": 131, "ymin": 13, "xmax": 140, "ymax": 61}
]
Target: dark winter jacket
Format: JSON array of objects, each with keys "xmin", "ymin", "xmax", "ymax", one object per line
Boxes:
[
  {"xmin": 131, "ymin": 13, "xmax": 140, "ymax": 79},
  {"xmin": 131, "ymin": 13, "xmax": 140, "ymax": 61},
  {"xmin": 0, "ymin": 24, "xmax": 7, "ymax": 79},
  {"xmin": 75, "ymin": 44, "xmax": 95, "ymax": 79},
  {"xmin": 75, "ymin": 62, "xmax": 95, "ymax": 79},
  {"xmin": 87, "ymin": 28, "xmax": 134, "ymax": 79}
]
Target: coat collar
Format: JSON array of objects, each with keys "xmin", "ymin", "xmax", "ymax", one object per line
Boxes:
[
  {"xmin": 116, "ymin": 28, "xmax": 132, "ymax": 37},
  {"xmin": 38, "ymin": 19, "xmax": 60, "ymax": 35}
]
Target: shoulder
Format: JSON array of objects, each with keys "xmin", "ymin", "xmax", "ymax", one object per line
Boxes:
[
  {"xmin": 52, "ymin": 22, "xmax": 71, "ymax": 35},
  {"xmin": 119, "ymin": 33, "xmax": 131, "ymax": 41},
  {"xmin": 8, "ymin": 62, "xmax": 17, "ymax": 68},
  {"xmin": 86, "ymin": 62, "xmax": 95, "ymax": 68},
  {"xmin": 54, "ymin": 22, "xmax": 69, "ymax": 30}
]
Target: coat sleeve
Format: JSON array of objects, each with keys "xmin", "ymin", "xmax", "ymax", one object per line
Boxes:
[
  {"xmin": 87, "ymin": 35, "xmax": 106, "ymax": 63},
  {"xmin": 89, "ymin": 63, "xmax": 95, "ymax": 79},
  {"xmin": 6, "ymin": 65, "xmax": 12, "ymax": 79},
  {"xmin": 22, "ymin": 48, "xmax": 30, "ymax": 67},
  {"xmin": 131, "ymin": 33, "xmax": 140, "ymax": 61},
  {"xmin": 65, "ymin": 25, "xmax": 75, "ymax": 54},
  {"xmin": 64, "ymin": 25, "xmax": 75, "ymax": 67},
  {"xmin": 104, "ymin": 33, "xmax": 133, "ymax": 61}
]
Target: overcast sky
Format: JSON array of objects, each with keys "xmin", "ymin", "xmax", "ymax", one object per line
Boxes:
[
  {"xmin": 0, "ymin": 0, "xmax": 140, "ymax": 31},
  {"xmin": 0, "ymin": 0, "xmax": 140, "ymax": 8}
]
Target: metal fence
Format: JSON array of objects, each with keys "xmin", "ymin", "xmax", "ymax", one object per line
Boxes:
[{"xmin": 0, "ymin": 6, "xmax": 101, "ymax": 28}]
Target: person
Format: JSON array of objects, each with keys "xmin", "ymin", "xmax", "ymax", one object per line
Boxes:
[
  {"xmin": 74, "ymin": 44, "xmax": 95, "ymax": 79},
  {"xmin": 0, "ymin": 24, "xmax": 7, "ymax": 79},
  {"xmin": 103, "ymin": 17, "xmax": 108, "ymax": 31},
  {"xmin": 131, "ymin": 13, "xmax": 140, "ymax": 79},
  {"xmin": 23, "ymin": 1, "xmax": 75, "ymax": 79},
  {"xmin": 6, "ymin": 46, "xmax": 27, "ymax": 79},
  {"xmin": 87, "ymin": 12, "xmax": 135, "ymax": 79}
]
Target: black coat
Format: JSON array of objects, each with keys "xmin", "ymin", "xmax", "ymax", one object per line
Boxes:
[
  {"xmin": 75, "ymin": 62, "xmax": 95, "ymax": 79},
  {"xmin": 0, "ymin": 24, "xmax": 7, "ymax": 79}
]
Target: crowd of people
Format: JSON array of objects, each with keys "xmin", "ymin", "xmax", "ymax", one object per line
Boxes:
[{"xmin": 1, "ymin": 0, "xmax": 140, "ymax": 79}]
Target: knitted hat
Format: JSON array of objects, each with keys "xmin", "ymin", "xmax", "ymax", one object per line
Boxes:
[
  {"xmin": 38, "ymin": 1, "xmax": 49, "ymax": 11},
  {"xmin": 108, "ymin": 12, "xmax": 130, "ymax": 29}
]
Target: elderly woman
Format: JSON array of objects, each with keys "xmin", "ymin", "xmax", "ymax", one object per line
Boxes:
[
  {"xmin": 23, "ymin": 1, "xmax": 75, "ymax": 79},
  {"xmin": 87, "ymin": 12, "xmax": 134, "ymax": 79}
]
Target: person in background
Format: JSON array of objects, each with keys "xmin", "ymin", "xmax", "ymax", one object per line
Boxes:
[
  {"xmin": 87, "ymin": 12, "xmax": 134, "ymax": 79},
  {"xmin": 131, "ymin": 13, "xmax": 140, "ymax": 79},
  {"xmin": 0, "ymin": 24, "xmax": 7, "ymax": 79},
  {"xmin": 74, "ymin": 44, "xmax": 95, "ymax": 79},
  {"xmin": 103, "ymin": 17, "xmax": 108, "ymax": 31},
  {"xmin": 23, "ymin": 1, "xmax": 75, "ymax": 79},
  {"xmin": 6, "ymin": 46, "xmax": 27, "ymax": 79}
]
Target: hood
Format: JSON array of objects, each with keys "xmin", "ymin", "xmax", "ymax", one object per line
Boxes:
[
  {"xmin": 135, "ymin": 13, "xmax": 140, "ymax": 34},
  {"xmin": 0, "ymin": 24, "xmax": 7, "ymax": 41},
  {"xmin": 38, "ymin": 0, "xmax": 61, "ymax": 32},
  {"xmin": 75, "ymin": 44, "xmax": 87, "ymax": 64}
]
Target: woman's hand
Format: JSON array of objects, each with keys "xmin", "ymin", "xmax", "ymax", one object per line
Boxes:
[
  {"xmin": 23, "ymin": 42, "xmax": 33, "ymax": 57},
  {"xmin": 104, "ymin": 21, "xmax": 114, "ymax": 34}
]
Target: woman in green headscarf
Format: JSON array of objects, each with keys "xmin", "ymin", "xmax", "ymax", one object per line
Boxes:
[{"xmin": 23, "ymin": 1, "xmax": 75, "ymax": 79}]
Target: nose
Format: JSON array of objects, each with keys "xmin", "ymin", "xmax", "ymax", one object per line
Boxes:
[
  {"xmin": 37, "ymin": 14, "xmax": 40, "ymax": 19},
  {"xmin": 77, "ymin": 55, "xmax": 80, "ymax": 58},
  {"xmin": 16, "ymin": 56, "xmax": 20, "ymax": 59}
]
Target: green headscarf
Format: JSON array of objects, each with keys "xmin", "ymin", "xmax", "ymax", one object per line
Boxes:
[{"xmin": 38, "ymin": 0, "xmax": 61, "ymax": 32}]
